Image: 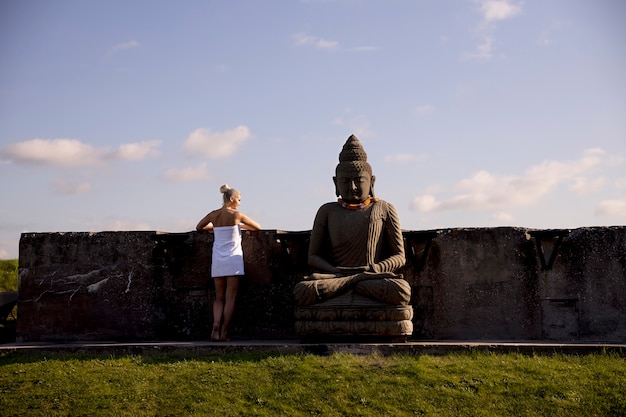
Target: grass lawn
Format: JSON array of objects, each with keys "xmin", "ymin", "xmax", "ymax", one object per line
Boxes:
[
  {"xmin": 1, "ymin": 350, "xmax": 624, "ymax": 416},
  {"xmin": 0, "ymin": 259, "xmax": 18, "ymax": 292},
  {"xmin": 0, "ymin": 259, "xmax": 18, "ymax": 344}
]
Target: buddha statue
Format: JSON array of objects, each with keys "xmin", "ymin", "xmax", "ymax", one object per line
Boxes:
[{"xmin": 293, "ymin": 135, "xmax": 413, "ymax": 339}]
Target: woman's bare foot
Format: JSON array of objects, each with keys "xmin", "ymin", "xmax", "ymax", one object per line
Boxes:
[{"xmin": 211, "ymin": 325, "xmax": 221, "ymax": 341}]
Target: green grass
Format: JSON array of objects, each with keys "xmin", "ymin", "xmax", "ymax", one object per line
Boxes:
[
  {"xmin": 0, "ymin": 259, "xmax": 18, "ymax": 292},
  {"xmin": 1, "ymin": 351, "xmax": 624, "ymax": 416},
  {"xmin": 0, "ymin": 259, "xmax": 18, "ymax": 343}
]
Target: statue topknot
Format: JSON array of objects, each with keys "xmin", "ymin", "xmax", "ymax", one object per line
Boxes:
[{"xmin": 336, "ymin": 134, "xmax": 372, "ymax": 175}]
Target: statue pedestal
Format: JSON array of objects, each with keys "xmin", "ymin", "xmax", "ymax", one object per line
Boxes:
[{"xmin": 294, "ymin": 290, "xmax": 413, "ymax": 340}]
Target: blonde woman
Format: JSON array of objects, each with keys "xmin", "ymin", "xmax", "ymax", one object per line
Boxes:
[{"xmin": 196, "ymin": 184, "xmax": 261, "ymax": 341}]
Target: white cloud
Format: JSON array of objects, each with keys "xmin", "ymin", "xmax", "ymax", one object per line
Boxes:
[
  {"xmin": 102, "ymin": 219, "xmax": 153, "ymax": 231},
  {"xmin": 293, "ymin": 33, "xmax": 338, "ymax": 50},
  {"xmin": 54, "ymin": 179, "xmax": 92, "ymax": 195},
  {"xmin": 463, "ymin": 36, "xmax": 495, "ymax": 61},
  {"xmin": 113, "ymin": 140, "xmax": 161, "ymax": 160},
  {"xmin": 595, "ymin": 198, "xmax": 626, "ymax": 217},
  {"xmin": 410, "ymin": 194, "xmax": 439, "ymax": 212},
  {"xmin": 216, "ymin": 64, "xmax": 231, "ymax": 73},
  {"xmin": 569, "ymin": 176, "xmax": 605, "ymax": 195},
  {"xmin": 616, "ymin": 177, "xmax": 626, "ymax": 189},
  {"xmin": 490, "ymin": 212, "xmax": 514, "ymax": 223},
  {"xmin": 464, "ymin": 1, "xmax": 522, "ymax": 61},
  {"xmin": 183, "ymin": 126, "xmax": 251, "ymax": 159},
  {"xmin": 384, "ymin": 153, "xmax": 423, "ymax": 164},
  {"xmin": 538, "ymin": 20, "xmax": 570, "ymax": 46},
  {"xmin": 476, "ymin": 0, "xmax": 522, "ymax": 22},
  {"xmin": 1, "ymin": 138, "xmax": 162, "ymax": 167},
  {"xmin": 410, "ymin": 149, "xmax": 605, "ymax": 213},
  {"xmin": 163, "ymin": 163, "xmax": 212, "ymax": 182},
  {"xmin": 293, "ymin": 32, "xmax": 376, "ymax": 52},
  {"xmin": 415, "ymin": 105, "xmax": 434, "ymax": 116},
  {"xmin": 0, "ymin": 248, "xmax": 9, "ymax": 259},
  {"xmin": 1, "ymin": 138, "xmax": 106, "ymax": 167},
  {"xmin": 106, "ymin": 40, "xmax": 140, "ymax": 58},
  {"xmin": 332, "ymin": 111, "xmax": 373, "ymax": 138}
]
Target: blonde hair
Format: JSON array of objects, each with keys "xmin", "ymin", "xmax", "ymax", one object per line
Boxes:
[{"xmin": 220, "ymin": 184, "xmax": 240, "ymax": 205}]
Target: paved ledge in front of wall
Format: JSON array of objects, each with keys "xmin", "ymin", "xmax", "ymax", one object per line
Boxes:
[{"xmin": 1, "ymin": 340, "xmax": 625, "ymax": 357}]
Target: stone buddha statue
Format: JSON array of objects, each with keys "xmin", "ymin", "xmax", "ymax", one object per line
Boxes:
[{"xmin": 293, "ymin": 135, "xmax": 413, "ymax": 339}]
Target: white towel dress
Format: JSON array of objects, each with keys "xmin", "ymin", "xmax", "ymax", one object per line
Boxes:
[{"xmin": 211, "ymin": 225, "xmax": 245, "ymax": 277}]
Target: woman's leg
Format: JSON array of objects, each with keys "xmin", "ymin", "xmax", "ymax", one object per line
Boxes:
[
  {"xmin": 212, "ymin": 277, "xmax": 226, "ymax": 341},
  {"xmin": 220, "ymin": 276, "xmax": 240, "ymax": 341}
]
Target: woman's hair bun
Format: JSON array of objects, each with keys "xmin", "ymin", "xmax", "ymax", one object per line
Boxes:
[{"xmin": 220, "ymin": 184, "xmax": 231, "ymax": 194}]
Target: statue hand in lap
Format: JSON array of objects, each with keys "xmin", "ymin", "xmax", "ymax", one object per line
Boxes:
[{"xmin": 293, "ymin": 135, "xmax": 410, "ymax": 307}]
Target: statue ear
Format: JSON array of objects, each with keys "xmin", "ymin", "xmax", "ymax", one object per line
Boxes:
[
  {"xmin": 333, "ymin": 176, "xmax": 340, "ymax": 197},
  {"xmin": 370, "ymin": 175, "xmax": 376, "ymax": 197}
]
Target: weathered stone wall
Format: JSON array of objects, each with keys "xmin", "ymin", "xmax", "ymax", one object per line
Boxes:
[{"xmin": 17, "ymin": 227, "xmax": 626, "ymax": 342}]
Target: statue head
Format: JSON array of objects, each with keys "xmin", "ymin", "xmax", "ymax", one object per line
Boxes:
[{"xmin": 333, "ymin": 135, "xmax": 376, "ymax": 203}]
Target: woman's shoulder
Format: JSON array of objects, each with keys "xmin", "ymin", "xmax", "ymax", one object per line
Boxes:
[
  {"xmin": 234, "ymin": 210, "xmax": 249, "ymax": 222},
  {"xmin": 208, "ymin": 208, "xmax": 222, "ymax": 216}
]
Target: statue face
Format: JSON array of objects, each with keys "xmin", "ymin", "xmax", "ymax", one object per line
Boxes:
[{"xmin": 334, "ymin": 170, "xmax": 375, "ymax": 203}]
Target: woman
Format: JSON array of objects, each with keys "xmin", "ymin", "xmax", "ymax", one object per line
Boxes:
[{"xmin": 196, "ymin": 184, "xmax": 261, "ymax": 341}]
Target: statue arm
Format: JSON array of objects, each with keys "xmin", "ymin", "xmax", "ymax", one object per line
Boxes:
[
  {"xmin": 369, "ymin": 202, "xmax": 406, "ymax": 273},
  {"xmin": 307, "ymin": 205, "xmax": 341, "ymax": 273},
  {"xmin": 308, "ymin": 238, "xmax": 340, "ymax": 273}
]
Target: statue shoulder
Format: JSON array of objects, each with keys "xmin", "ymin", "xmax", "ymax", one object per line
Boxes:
[
  {"xmin": 317, "ymin": 201, "xmax": 339, "ymax": 213},
  {"xmin": 372, "ymin": 199, "xmax": 400, "ymax": 222},
  {"xmin": 313, "ymin": 202, "xmax": 339, "ymax": 221},
  {"xmin": 373, "ymin": 198, "xmax": 395, "ymax": 211}
]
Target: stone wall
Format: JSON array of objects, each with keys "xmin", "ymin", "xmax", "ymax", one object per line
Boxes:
[{"xmin": 17, "ymin": 227, "xmax": 626, "ymax": 342}]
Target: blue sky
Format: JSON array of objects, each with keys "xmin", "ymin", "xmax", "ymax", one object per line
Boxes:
[{"xmin": 1, "ymin": 0, "xmax": 625, "ymax": 259}]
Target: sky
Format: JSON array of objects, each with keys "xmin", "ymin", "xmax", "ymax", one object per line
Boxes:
[{"xmin": 1, "ymin": 0, "xmax": 625, "ymax": 259}]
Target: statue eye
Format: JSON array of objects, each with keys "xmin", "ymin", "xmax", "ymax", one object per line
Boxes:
[{"xmin": 339, "ymin": 176, "xmax": 366, "ymax": 185}]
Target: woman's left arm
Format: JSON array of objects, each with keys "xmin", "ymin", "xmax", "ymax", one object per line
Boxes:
[{"xmin": 238, "ymin": 213, "xmax": 261, "ymax": 231}]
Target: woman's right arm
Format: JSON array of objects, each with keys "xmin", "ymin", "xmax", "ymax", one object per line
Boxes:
[{"xmin": 196, "ymin": 210, "xmax": 218, "ymax": 231}]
